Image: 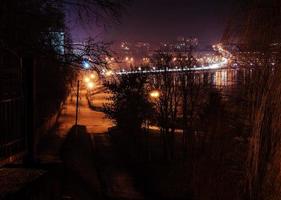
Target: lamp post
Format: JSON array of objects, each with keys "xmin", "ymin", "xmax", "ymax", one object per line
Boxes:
[
  {"xmin": 75, "ymin": 57, "xmax": 100, "ymax": 133},
  {"xmin": 75, "ymin": 76, "xmax": 95, "ymax": 128},
  {"xmin": 75, "ymin": 80, "xmax": 80, "ymax": 129}
]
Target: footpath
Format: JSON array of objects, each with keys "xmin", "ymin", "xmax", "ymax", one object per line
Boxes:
[
  {"xmin": 1, "ymin": 89, "xmax": 145, "ymax": 199},
  {"xmin": 0, "ymin": 91, "xmax": 105, "ymax": 200}
]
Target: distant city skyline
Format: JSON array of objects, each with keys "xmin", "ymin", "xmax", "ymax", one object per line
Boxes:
[{"xmin": 69, "ymin": 0, "xmax": 233, "ymax": 45}]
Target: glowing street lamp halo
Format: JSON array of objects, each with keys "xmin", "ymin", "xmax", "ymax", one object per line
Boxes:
[
  {"xmin": 82, "ymin": 60, "xmax": 91, "ymax": 69},
  {"xmin": 84, "ymin": 76, "xmax": 90, "ymax": 83},
  {"xmin": 90, "ymin": 74, "xmax": 95, "ymax": 79},
  {"xmin": 149, "ymin": 90, "xmax": 160, "ymax": 99},
  {"xmin": 89, "ymin": 71, "xmax": 99, "ymax": 80},
  {"xmin": 87, "ymin": 81, "xmax": 95, "ymax": 90}
]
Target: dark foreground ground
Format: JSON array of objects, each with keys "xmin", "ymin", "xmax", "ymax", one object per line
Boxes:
[
  {"xmin": 1, "ymin": 124, "xmax": 195, "ymax": 200},
  {"xmin": 0, "ymin": 93, "xmax": 244, "ymax": 200}
]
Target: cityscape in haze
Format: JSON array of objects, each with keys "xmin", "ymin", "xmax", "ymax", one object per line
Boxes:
[
  {"xmin": 70, "ymin": 0, "xmax": 232, "ymax": 44},
  {"xmin": 0, "ymin": 0, "xmax": 280, "ymax": 200}
]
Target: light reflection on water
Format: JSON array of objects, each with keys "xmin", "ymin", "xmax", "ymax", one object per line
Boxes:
[
  {"xmin": 149, "ymin": 67, "xmax": 241, "ymax": 89},
  {"xmin": 213, "ymin": 69, "xmax": 238, "ymax": 88}
]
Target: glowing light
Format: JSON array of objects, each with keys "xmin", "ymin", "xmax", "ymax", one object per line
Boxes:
[
  {"xmin": 83, "ymin": 60, "xmax": 91, "ymax": 69},
  {"xmin": 150, "ymin": 90, "xmax": 160, "ymax": 99},
  {"xmin": 115, "ymin": 57, "xmax": 229, "ymax": 75},
  {"xmin": 105, "ymin": 70, "xmax": 113, "ymax": 77},
  {"xmin": 90, "ymin": 73, "xmax": 96, "ymax": 79},
  {"xmin": 143, "ymin": 57, "xmax": 150, "ymax": 63},
  {"xmin": 84, "ymin": 77, "xmax": 90, "ymax": 83},
  {"xmin": 87, "ymin": 82, "xmax": 95, "ymax": 89}
]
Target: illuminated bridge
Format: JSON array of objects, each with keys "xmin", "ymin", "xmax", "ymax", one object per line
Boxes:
[{"xmin": 113, "ymin": 58, "xmax": 229, "ymax": 76}]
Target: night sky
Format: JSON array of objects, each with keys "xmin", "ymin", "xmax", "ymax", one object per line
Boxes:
[{"xmin": 69, "ymin": 0, "xmax": 233, "ymax": 45}]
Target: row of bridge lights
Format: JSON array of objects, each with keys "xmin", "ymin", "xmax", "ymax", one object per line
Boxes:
[{"xmin": 105, "ymin": 56, "xmax": 224, "ymax": 65}]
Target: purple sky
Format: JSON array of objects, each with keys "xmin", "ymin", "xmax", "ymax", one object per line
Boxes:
[{"xmin": 69, "ymin": 0, "xmax": 233, "ymax": 45}]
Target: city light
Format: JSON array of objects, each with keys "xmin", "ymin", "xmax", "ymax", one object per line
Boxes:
[
  {"xmin": 106, "ymin": 57, "xmax": 115, "ymax": 64},
  {"xmin": 105, "ymin": 70, "xmax": 114, "ymax": 77},
  {"xmin": 143, "ymin": 57, "xmax": 150, "ymax": 63},
  {"xmin": 115, "ymin": 58, "xmax": 229, "ymax": 75}
]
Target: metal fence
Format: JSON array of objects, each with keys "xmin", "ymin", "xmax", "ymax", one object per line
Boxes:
[
  {"xmin": 0, "ymin": 49, "xmax": 26, "ymax": 162},
  {"xmin": 0, "ymin": 98, "xmax": 25, "ymax": 160}
]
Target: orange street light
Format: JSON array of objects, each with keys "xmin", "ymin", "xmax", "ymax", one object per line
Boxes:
[
  {"xmin": 84, "ymin": 77, "xmax": 90, "ymax": 83},
  {"xmin": 87, "ymin": 82, "xmax": 95, "ymax": 90},
  {"xmin": 90, "ymin": 74, "xmax": 95, "ymax": 79},
  {"xmin": 150, "ymin": 90, "xmax": 160, "ymax": 99}
]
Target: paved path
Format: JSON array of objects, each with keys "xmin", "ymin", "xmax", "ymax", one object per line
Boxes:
[
  {"xmin": 39, "ymin": 85, "xmax": 144, "ymax": 199},
  {"xmin": 58, "ymin": 89, "xmax": 113, "ymax": 135}
]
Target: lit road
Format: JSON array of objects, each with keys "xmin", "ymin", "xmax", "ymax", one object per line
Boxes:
[{"xmin": 57, "ymin": 87, "xmax": 113, "ymax": 136}]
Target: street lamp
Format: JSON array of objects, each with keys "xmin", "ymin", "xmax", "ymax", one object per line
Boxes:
[
  {"xmin": 82, "ymin": 60, "xmax": 91, "ymax": 69},
  {"xmin": 87, "ymin": 82, "xmax": 95, "ymax": 90},
  {"xmin": 84, "ymin": 76, "xmax": 90, "ymax": 83},
  {"xmin": 75, "ymin": 72, "xmax": 97, "ymax": 131},
  {"xmin": 150, "ymin": 90, "xmax": 160, "ymax": 99},
  {"xmin": 90, "ymin": 73, "xmax": 96, "ymax": 79}
]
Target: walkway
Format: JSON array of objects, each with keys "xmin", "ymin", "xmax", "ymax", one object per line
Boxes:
[
  {"xmin": 58, "ymin": 89, "xmax": 113, "ymax": 135},
  {"xmin": 39, "ymin": 86, "xmax": 145, "ymax": 199}
]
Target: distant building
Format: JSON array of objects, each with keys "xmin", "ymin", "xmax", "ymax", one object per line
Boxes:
[
  {"xmin": 159, "ymin": 37, "xmax": 199, "ymax": 53},
  {"xmin": 134, "ymin": 42, "xmax": 151, "ymax": 57},
  {"xmin": 50, "ymin": 32, "xmax": 65, "ymax": 55}
]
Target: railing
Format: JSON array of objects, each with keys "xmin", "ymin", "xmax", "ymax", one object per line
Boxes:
[
  {"xmin": 0, "ymin": 97, "xmax": 25, "ymax": 162},
  {"xmin": 0, "ymin": 49, "xmax": 26, "ymax": 164}
]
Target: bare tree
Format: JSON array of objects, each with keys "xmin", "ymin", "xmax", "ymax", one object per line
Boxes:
[
  {"xmin": 151, "ymin": 52, "xmax": 181, "ymax": 160},
  {"xmin": 175, "ymin": 41, "xmax": 198, "ymax": 160}
]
